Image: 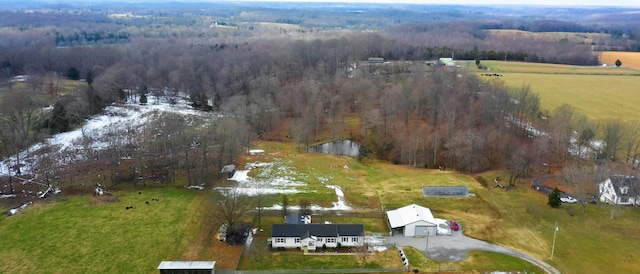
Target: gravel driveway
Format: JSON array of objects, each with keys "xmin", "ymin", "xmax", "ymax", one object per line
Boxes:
[{"xmin": 385, "ymin": 229, "xmax": 561, "ymax": 274}]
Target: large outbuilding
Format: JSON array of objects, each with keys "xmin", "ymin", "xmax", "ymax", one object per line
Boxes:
[
  {"xmin": 386, "ymin": 204, "xmax": 450, "ymax": 236},
  {"xmin": 158, "ymin": 261, "xmax": 215, "ymax": 274}
]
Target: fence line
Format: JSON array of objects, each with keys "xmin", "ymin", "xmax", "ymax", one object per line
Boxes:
[{"xmin": 218, "ymin": 268, "xmax": 405, "ymax": 274}]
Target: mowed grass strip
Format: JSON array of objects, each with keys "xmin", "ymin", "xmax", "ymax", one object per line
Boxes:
[
  {"xmin": 0, "ymin": 188, "xmax": 199, "ymax": 274},
  {"xmin": 402, "ymin": 247, "xmax": 542, "ymax": 273}
]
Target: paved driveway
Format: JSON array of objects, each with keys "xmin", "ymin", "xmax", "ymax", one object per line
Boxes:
[{"xmin": 385, "ymin": 230, "xmax": 561, "ymax": 274}]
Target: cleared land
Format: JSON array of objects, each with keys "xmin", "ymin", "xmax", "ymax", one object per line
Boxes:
[
  {"xmin": 475, "ymin": 61, "xmax": 640, "ymax": 122},
  {"xmin": 0, "ymin": 188, "xmax": 207, "ymax": 274},
  {"xmin": 3, "ymin": 141, "xmax": 640, "ymax": 274},
  {"xmin": 600, "ymin": 51, "xmax": 640, "ymax": 69}
]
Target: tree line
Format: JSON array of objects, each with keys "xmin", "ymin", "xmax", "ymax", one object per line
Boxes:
[{"xmin": 2, "ymin": 6, "xmax": 640, "ymax": 192}]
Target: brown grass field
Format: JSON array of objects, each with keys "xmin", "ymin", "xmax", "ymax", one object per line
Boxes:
[
  {"xmin": 600, "ymin": 51, "xmax": 640, "ymax": 68},
  {"xmin": 475, "ymin": 60, "xmax": 640, "ymax": 122}
]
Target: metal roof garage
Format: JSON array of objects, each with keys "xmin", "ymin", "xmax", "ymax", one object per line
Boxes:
[
  {"xmin": 158, "ymin": 261, "xmax": 215, "ymax": 274},
  {"xmin": 386, "ymin": 204, "xmax": 438, "ymax": 236}
]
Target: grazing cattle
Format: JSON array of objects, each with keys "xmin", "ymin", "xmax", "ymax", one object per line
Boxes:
[
  {"xmin": 138, "ymin": 192, "xmax": 142, "ymax": 194},
  {"xmin": 145, "ymin": 201, "xmax": 150, "ymax": 205}
]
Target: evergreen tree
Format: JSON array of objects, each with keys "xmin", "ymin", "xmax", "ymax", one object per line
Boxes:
[
  {"xmin": 139, "ymin": 85, "xmax": 148, "ymax": 104},
  {"xmin": 615, "ymin": 59, "xmax": 622, "ymax": 67},
  {"xmin": 65, "ymin": 67, "xmax": 80, "ymax": 80},
  {"xmin": 548, "ymin": 187, "xmax": 562, "ymax": 208}
]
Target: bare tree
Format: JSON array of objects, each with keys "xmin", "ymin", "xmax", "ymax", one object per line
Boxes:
[
  {"xmin": 601, "ymin": 120, "xmax": 623, "ymax": 161},
  {"xmin": 299, "ymin": 199, "xmax": 312, "ymax": 215},
  {"xmin": 214, "ymin": 189, "xmax": 253, "ymax": 231},
  {"xmin": 354, "ymin": 234, "xmax": 371, "ymax": 268}
]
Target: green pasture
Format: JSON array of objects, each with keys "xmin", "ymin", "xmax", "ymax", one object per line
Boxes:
[{"xmin": 0, "ymin": 188, "xmax": 201, "ymax": 274}]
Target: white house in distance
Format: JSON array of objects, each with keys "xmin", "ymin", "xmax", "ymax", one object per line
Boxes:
[
  {"xmin": 599, "ymin": 176, "xmax": 640, "ymax": 206},
  {"xmin": 271, "ymin": 224, "xmax": 364, "ymax": 251},
  {"xmin": 386, "ymin": 204, "xmax": 450, "ymax": 236}
]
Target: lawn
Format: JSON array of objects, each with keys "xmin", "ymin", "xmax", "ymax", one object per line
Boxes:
[
  {"xmin": 402, "ymin": 246, "xmax": 543, "ymax": 273},
  {"xmin": 0, "ymin": 188, "xmax": 207, "ymax": 274},
  {"xmin": 238, "ymin": 215, "xmax": 402, "ymax": 271}
]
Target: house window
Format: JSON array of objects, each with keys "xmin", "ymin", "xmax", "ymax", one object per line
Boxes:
[
  {"xmin": 352, "ymin": 237, "xmax": 359, "ymax": 243},
  {"xmin": 620, "ymin": 197, "xmax": 629, "ymax": 203},
  {"xmin": 326, "ymin": 238, "xmax": 336, "ymax": 243},
  {"xmin": 275, "ymin": 238, "xmax": 285, "ymax": 244},
  {"xmin": 341, "ymin": 237, "xmax": 349, "ymax": 242},
  {"xmin": 295, "ymin": 238, "xmax": 300, "ymax": 243}
]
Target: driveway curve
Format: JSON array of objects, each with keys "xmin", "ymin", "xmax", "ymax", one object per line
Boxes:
[{"xmin": 386, "ymin": 231, "xmax": 561, "ymax": 274}]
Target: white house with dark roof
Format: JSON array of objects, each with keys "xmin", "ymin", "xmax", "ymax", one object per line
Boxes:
[
  {"xmin": 599, "ymin": 176, "xmax": 640, "ymax": 206},
  {"xmin": 386, "ymin": 204, "xmax": 450, "ymax": 236},
  {"xmin": 271, "ymin": 224, "xmax": 364, "ymax": 251}
]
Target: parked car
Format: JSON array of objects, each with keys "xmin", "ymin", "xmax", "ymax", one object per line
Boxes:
[
  {"xmin": 561, "ymin": 196, "xmax": 578, "ymax": 203},
  {"xmin": 450, "ymin": 220, "xmax": 460, "ymax": 231}
]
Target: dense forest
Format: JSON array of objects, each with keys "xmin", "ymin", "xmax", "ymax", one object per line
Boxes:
[{"xmin": 1, "ymin": 2, "xmax": 640, "ymax": 195}]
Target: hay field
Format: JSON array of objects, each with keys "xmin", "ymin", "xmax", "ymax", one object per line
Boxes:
[
  {"xmin": 476, "ymin": 61, "xmax": 640, "ymax": 122},
  {"xmin": 600, "ymin": 51, "xmax": 640, "ymax": 68}
]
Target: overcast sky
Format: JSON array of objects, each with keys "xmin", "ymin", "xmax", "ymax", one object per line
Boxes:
[
  {"xmin": 48, "ymin": 0, "xmax": 636, "ymax": 7},
  {"xmin": 207, "ymin": 0, "xmax": 639, "ymax": 7}
]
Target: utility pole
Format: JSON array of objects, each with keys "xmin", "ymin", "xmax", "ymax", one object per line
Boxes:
[
  {"xmin": 551, "ymin": 222, "xmax": 559, "ymax": 259},
  {"xmin": 425, "ymin": 230, "xmax": 430, "ymax": 263}
]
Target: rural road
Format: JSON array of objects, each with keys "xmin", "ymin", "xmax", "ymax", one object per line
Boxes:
[{"xmin": 386, "ymin": 230, "xmax": 561, "ymax": 274}]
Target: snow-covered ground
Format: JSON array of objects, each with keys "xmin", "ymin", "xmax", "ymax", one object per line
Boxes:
[
  {"xmin": 0, "ymin": 95, "xmax": 210, "ymax": 178},
  {"xmin": 220, "ymin": 160, "xmax": 353, "ymax": 211},
  {"xmin": 1, "ymin": 93, "xmax": 355, "ymax": 213}
]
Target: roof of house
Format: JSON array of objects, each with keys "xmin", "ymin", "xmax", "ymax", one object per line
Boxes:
[
  {"xmin": 158, "ymin": 261, "xmax": 215, "ymax": 270},
  {"xmin": 284, "ymin": 213, "xmax": 311, "ymax": 224},
  {"xmin": 607, "ymin": 176, "xmax": 640, "ymax": 197},
  {"xmin": 272, "ymin": 224, "xmax": 364, "ymax": 238},
  {"xmin": 386, "ymin": 204, "xmax": 436, "ymax": 228}
]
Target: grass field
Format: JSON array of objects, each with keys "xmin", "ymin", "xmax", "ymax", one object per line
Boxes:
[
  {"xmin": 0, "ymin": 188, "xmax": 211, "ymax": 274},
  {"xmin": 600, "ymin": 51, "xmax": 640, "ymax": 68},
  {"xmin": 403, "ymin": 247, "xmax": 542, "ymax": 273},
  {"xmin": 474, "ymin": 60, "xmax": 640, "ymax": 122},
  {"xmin": 4, "ymin": 141, "xmax": 640, "ymax": 273}
]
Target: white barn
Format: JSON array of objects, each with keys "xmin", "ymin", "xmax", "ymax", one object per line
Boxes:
[
  {"xmin": 599, "ymin": 176, "xmax": 640, "ymax": 206},
  {"xmin": 386, "ymin": 204, "xmax": 450, "ymax": 236}
]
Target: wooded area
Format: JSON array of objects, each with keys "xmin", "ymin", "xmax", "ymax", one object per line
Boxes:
[{"xmin": 1, "ymin": 2, "xmax": 640, "ymax": 193}]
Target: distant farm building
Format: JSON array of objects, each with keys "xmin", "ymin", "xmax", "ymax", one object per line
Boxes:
[
  {"xmin": 422, "ymin": 186, "xmax": 469, "ymax": 197},
  {"xmin": 306, "ymin": 139, "xmax": 362, "ymax": 157},
  {"xmin": 368, "ymin": 57, "xmax": 385, "ymax": 64},
  {"xmin": 438, "ymin": 58, "xmax": 458, "ymax": 67},
  {"xmin": 158, "ymin": 261, "xmax": 215, "ymax": 274}
]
